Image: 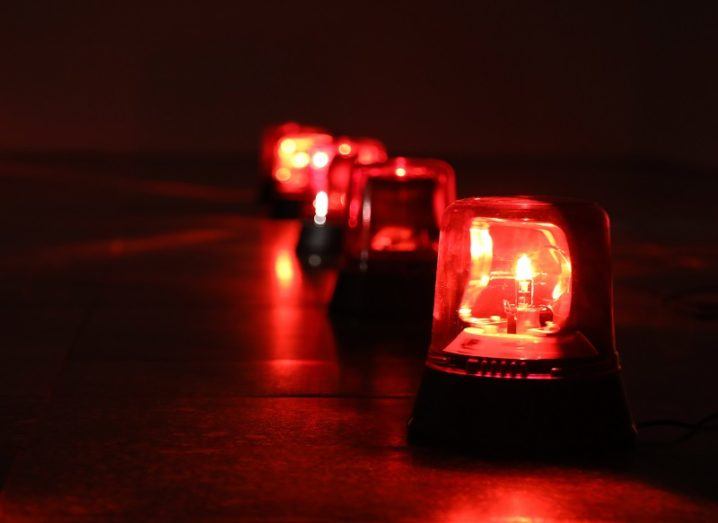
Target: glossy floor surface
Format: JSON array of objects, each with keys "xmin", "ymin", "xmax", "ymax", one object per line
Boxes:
[{"xmin": 1, "ymin": 158, "xmax": 717, "ymax": 521}]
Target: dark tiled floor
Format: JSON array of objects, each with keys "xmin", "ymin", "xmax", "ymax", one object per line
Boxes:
[{"xmin": 0, "ymin": 159, "xmax": 717, "ymax": 521}]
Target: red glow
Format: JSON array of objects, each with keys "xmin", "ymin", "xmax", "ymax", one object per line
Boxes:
[
  {"xmin": 261, "ymin": 122, "xmax": 325, "ymax": 185},
  {"xmin": 279, "ymin": 137, "xmax": 297, "ymax": 155},
  {"xmin": 428, "ymin": 197, "xmax": 617, "ymax": 380},
  {"xmin": 260, "ymin": 121, "xmax": 302, "ymax": 180},
  {"xmin": 302, "ymin": 136, "xmax": 388, "ymax": 225},
  {"xmin": 349, "ymin": 137, "xmax": 388, "ymax": 166},
  {"xmin": 1, "ymin": 228, "xmax": 234, "ymax": 271},
  {"xmin": 342, "ymin": 157, "xmax": 456, "ymax": 262},
  {"xmin": 265, "ymin": 223, "xmax": 305, "ymax": 302},
  {"xmin": 268, "ymin": 128, "xmax": 333, "ymax": 198},
  {"xmin": 455, "ymin": 217, "xmax": 572, "ymax": 338},
  {"xmin": 370, "ymin": 226, "xmax": 431, "ymax": 252},
  {"xmin": 305, "ymin": 142, "xmax": 337, "ymax": 205},
  {"xmin": 290, "ymin": 151, "xmax": 311, "ymax": 169},
  {"xmin": 274, "ymin": 250, "xmax": 296, "ymax": 287},
  {"xmin": 337, "ymin": 142, "xmax": 352, "ymax": 156},
  {"xmin": 262, "ymin": 222, "xmax": 339, "ymax": 365},
  {"xmin": 313, "ymin": 191, "xmax": 329, "ymax": 225},
  {"xmin": 274, "ymin": 167, "xmax": 291, "ymax": 182},
  {"xmin": 312, "ymin": 151, "xmax": 330, "ymax": 169}
]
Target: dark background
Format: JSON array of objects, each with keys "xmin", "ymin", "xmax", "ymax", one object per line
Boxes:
[{"xmin": 1, "ymin": 1, "xmax": 716, "ymax": 168}]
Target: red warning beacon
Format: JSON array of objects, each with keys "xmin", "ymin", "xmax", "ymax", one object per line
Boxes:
[
  {"xmin": 408, "ymin": 197, "xmax": 635, "ymax": 452},
  {"xmin": 330, "ymin": 157, "xmax": 456, "ymax": 319},
  {"xmin": 259, "ymin": 122, "xmax": 333, "ymax": 216},
  {"xmin": 296, "ymin": 137, "xmax": 387, "ymax": 266},
  {"xmin": 260, "ymin": 122, "xmax": 302, "ymax": 183}
]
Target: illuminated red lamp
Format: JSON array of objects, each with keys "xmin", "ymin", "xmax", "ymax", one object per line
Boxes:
[
  {"xmin": 260, "ymin": 122, "xmax": 332, "ymax": 216},
  {"xmin": 329, "ymin": 157, "xmax": 456, "ymax": 320},
  {"xmin": 260, "ymin": 122, "xmax": 301, "ymax": 182},
  {"xmin": 296, "ymin": 137, "xmax": 388, "ymax": 266},
  {"xmin": 408, "ymin": 197, "xmax": 635, "ymax": 452}
]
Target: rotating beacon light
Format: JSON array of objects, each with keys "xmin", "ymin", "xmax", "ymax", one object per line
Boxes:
[
  {"xmin": 296, "ymin": 137, "xmax": 388, "ymax": 266},
  {"xmin": 408, "ymin": 197, "xmax": 635, "ymax": 452},
  {"xmin": 263, "ymin": 124, "xmax": 333, "ymax": 216},
  {"xmin": 260, "ymin": 122, "xmax": 301, "ymax": 183},
  {"xmin": 259, "ymin": 122, "xmax": 324, "ymax": 200},
  {"xmin": 329, "ymin": 157, "xmax": 456, "ymax": 320}
]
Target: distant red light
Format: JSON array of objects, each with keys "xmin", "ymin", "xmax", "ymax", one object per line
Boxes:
[
  {"xmin": 312, "ymin": 151, "xmax": 330, "ymax": 169},
  {"xmin": 338, "ymin": 143, "xmax": 352, "ymax": 156},
  {"xmin": 294, "ymin": 136, "xmax": 388, "ymax": 265},
  {"xmin": 259, "ymin": 121, "xmax": 302, "ymax": 182},
  {"xmin": 259, "ymin": 122, "xmax": 334, "ymax": 210},
  {"xmin": 342, "ymin": 157, "xmax": 455, "ymax": 262},
  {"xmin": 301, "ymin": 137, "xmax": 388, "ymax": 226},
  {"xmin": 329, "ymin": 157, "xmax": 456, "ymax": 319},
  {"xmin": 271, "ymin": 131, "xmax": 333, "ymax": 198},
  {"xmin": 313, "ymin": 190, "xmax": 329, "ymax": 225}
]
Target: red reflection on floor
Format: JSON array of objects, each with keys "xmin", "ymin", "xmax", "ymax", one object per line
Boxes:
[
  {"xmin": 273, "ymin": 249, "xmax": 302, "ymax": 292},
  {"xmin": 2, "ymin": 164, "xmax": 249, "ymax": 202},
  {"xmin": 2, "ymin": 229, "xmax": 235, "ymax": 271},
  {"xmin": 263, "ymin": 223, "xmax": 338, "ymax": 366},
  {"xmin": 437, "ymin": 477, "xmax": 709, "ymax": 522},
  {"xmin": 444, "ymin": 485, "xmax": 557, "ymax": 522}
]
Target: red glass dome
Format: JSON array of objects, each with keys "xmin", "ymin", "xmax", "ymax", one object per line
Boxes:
[
  {"xmin": 269, "ymin": 130, "xmax": 333, "ymax": 199},
  {"xmin": 428, "ymin": 196, "xmax": 617, "ymax": 377},
  {"xmin": 303, "ymin": 137, "xmax": 387, "ymax": 226},
  {"xmin": 343, "ymin": 157, "xmax": 456, "ymax": 265},
  {"xmin": 330, "ymin": 158, "xmax": 456, "ymax": 320},
  {"xmin": 409, "ymin": 196, "xmax": 635, "ymax": 451}
]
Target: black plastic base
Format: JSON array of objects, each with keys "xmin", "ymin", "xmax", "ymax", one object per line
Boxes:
[
  {"xmin": 295, "ymin": 221, "xmax": 344, "ymax": 267},
  {"xmin": 329, "ymin": 261, "xmax": 436, "ymax": 324},
  {"xmin": 408, "ymin": 367, "xmax": 635, "ymax": 455}
]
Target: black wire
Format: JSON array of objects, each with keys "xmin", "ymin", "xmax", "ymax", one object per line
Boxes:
[{"xmin": 637, "ymin": 410, "xmax": 718, "ymax": 444}]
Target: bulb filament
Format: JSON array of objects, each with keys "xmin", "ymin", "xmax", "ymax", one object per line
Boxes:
[{"xmin": 515, "ymin": 254, "xmax": 534, "ymax": 309}]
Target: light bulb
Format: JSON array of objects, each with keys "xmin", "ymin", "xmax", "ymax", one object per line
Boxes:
[
  {"xmin": 312, "ymin": 151, "xmax": 330, "ymax": 169},
  {"xmin": 279, "ymin": 138, "xmax": 297, "ymax": 155},
  {"xmin": 313, "ymin": 191, "xmax": 328, "ymax": 225},
  {"xmin": 274, "ymin": 168, "xmax": 291, "ymax": 182},
  {"xmin": 514, "ymin": 254, "xmax": 534, "ymax": 309},
  {"xmin": 291, "ymin": 152, "xmax": 311, "ymax": 168}
]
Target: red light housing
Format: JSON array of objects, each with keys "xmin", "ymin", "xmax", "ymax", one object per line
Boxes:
[
  {"xmin": 344, "ymin": 157, "xmax": 455, "ymax": 262},
  {"xmin": 259, "ymin": 122, "xmax": 333, "ymax": 217},
  {"xmin": 260, "ymin": 122, "xmax": 302, "ymax": 181},
  {"xmin": 271, "ymin": 131, "xmax": 334, "ymax": 198},
  {"xmin": 260, "ymin": 123, "xmax": 326, "ymax": 192},
  {"xmin": 305, "ymin": 136, "xmax": 388, "ymax": 225},
  {"xmin": 408, "ymin": 197, "xmax": 635, "ymax": 452},
  {"xmin": 296, "ymin": 137, "xmax": 388, "ymax": 266},
  {"xmin": 330, "ymin": 158, "xmax": 456, "ymax": 320}
]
